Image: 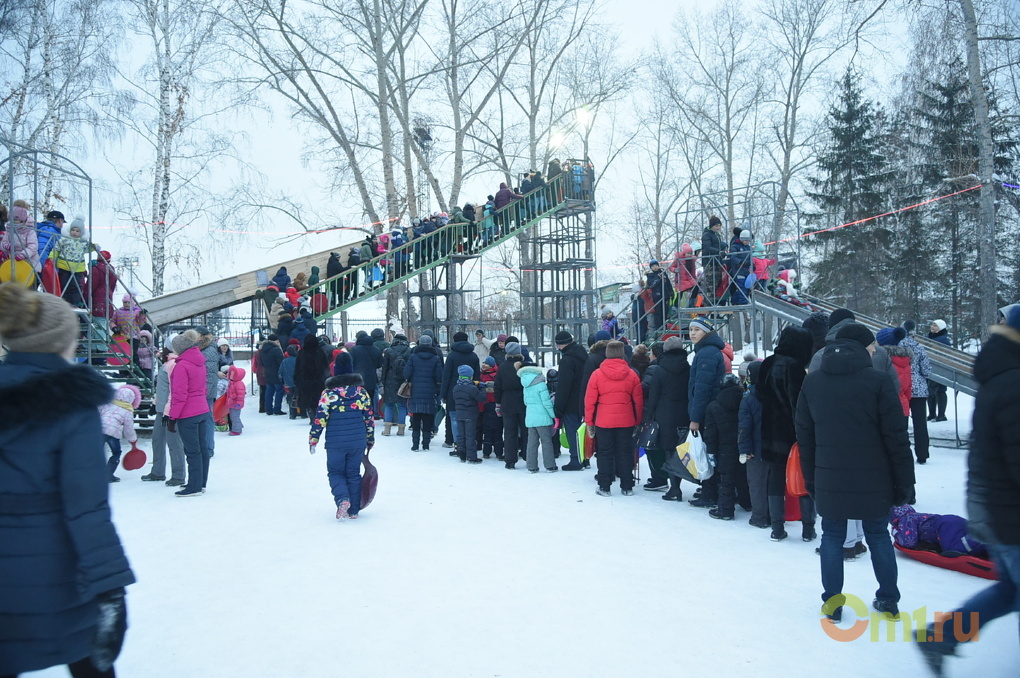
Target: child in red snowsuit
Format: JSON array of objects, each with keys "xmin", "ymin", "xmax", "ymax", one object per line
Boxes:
[{"xmin": 226, "ymin": 365, "xmax": 247, "ymax": 435}]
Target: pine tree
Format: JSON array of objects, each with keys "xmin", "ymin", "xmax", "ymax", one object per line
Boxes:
[{"xmin": 806, "ymin": 68, "xmax": 895, "ymax": 315}]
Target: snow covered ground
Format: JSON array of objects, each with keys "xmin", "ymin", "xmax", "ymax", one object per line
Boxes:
[{"xmin": 26, "ymin": 383, "xmax": 1018, "ymax": 678}]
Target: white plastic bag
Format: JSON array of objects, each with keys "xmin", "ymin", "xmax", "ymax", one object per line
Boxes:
[{"xmin": 681, "ymin": 432, "xmax": 715, "ymax": 481}]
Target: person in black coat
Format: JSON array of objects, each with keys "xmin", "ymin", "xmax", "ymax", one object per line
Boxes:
[
  {"xmin": 796, "ymin": 322, "xmax": 914, "ymax": 622},
  {"xmin": 276, "ymin": 313, "xmax": 295, "ymax": 347},
  {"xmin": 703, "ymin": 374, "xmax": 750, "ymax": 519},
  {"xmin": 380, "ymin": 334, "xmax": 412, "ymax": 436},
  {"xmin": 554, "ymin": 330, "xmax": 588, "ymax": 470},
  {"xmin": 489, "ymin": 333, "xmax": 507, "ymax": 365},
  {"xmin": 326, "ymin": 252, "xmax": 344, "ymax": 307},
  {"xmin": 440, "ymin": 332, "xmax": 480, "ymax": 452},
  {"xmin": 642, "ymin": 337, "xmax": 690, "ymax": 498},
  {"xmin": 0, "ymin": 284, "xmax": 135, "ymax": 677},
  {"xmin": 646, "ymin": 260, "xmax": 674, "ymax": 331},
  {"xmin": 350, "ymin": 332, "xmax": 384, "ymax": 409},
  {"xmin": 701, "ymin": 216, "xmax": 726, "ymax": 305},
  {"xmin": 403, "ymin": 335, "xmax": 443, "ymax": 451},
  {"xmin": 757, "ymin": 325, "xmax": 815, "ymax": 542},
  {"xmin": 259, "ymin": 335, "xmax": 286, "ymax": 415},
  {"xmin": 294, "ymin": 334, "xmax": 330, "ymax": 419},
  {"xmin": 916, "ymin": 312, "xmax": 1020, "ymax": 670},
  {"xmin": 494, "ymin": 341, "xmax": 529, "ymax": 469}
]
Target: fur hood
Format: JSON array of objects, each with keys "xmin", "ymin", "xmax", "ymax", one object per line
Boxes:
[
  {"xmin": 0, "ymin": 364, "xmax": 112, "ymax": 429},
  {"xmin": 114, "ymin": 383, "xmax": 142, "ymax": 409},
  {"xmin": 516, "ymin": 364, "xmax": 545, "ymax": 387},
  {"xmin": 589, "ymin": 339, "xmax": 609, "ymax": 354},
  {"xmin": 325, "ymin": 373, "xmax": 364, "ymax": 389},
  {"xmin": 884, "ymin": 344, "xmax": 914, "ymax": 359}
]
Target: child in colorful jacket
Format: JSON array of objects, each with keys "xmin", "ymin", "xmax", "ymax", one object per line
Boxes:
[
  {"xmin": 99, "ymin": 384, "xmax": 142, "ymax": 482},
  {"xmin": 137, "ymin": 329, "xmax": 155, "ymax": 380},
  {"xmin": 49, "ymin": 217, "xmax": 93, "ymax": 307},
  {"xmin": 226, "ymin": 365, "xmax": 246, "ymax": 435},
  {"xmin": 309, "ymin": 352, "xmax": 375, "ymax": 520}
]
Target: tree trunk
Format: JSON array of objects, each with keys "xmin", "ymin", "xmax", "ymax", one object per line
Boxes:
[{"xmin": 959, "ymin": 0, "xmax": 997, "ymax": 334}]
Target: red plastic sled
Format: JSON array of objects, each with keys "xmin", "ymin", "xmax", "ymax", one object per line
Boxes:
[
  {"xmin": 122, "ymin": 443, "xmax": 147, "ymax": 471},
  {"xmin": 361, "ymin": 451, "xmax": 378, "ymax": 510},
  {"xmin": 212, "ymin": 394, "xmax": 230, "ymax": 425},
  {"xmin": 41, "ymin": 259, "xmax": 60, "ymax": 295},
  {"xmin": 894, "ymin": 543, "xmax": 999, "ymax": 581}
]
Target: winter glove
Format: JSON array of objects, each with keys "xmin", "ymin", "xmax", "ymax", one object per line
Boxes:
[
  {"xmin": 739, "ymin": 454, "xmax": 748, "ymax": 464},
  {"xmin": 148, "ymin": 403, "xmax": 157, "ymax": 416},
  {"xmin": 90, "ymin": 588, "xmax": 127, "ymax": 672},
  {"xmin": 166, "ymin": 419, "xmax": 177, "ymax": 433},
  {"xmin": 553, "ymin": 417, "xmax": 561, "ymax": 431},
  {"xmin": 161, "ymin": 415, "xmax": 170, "ymax": 428},
  {"xmin": 309, "ymin": 444, "xmax": 317, "ymax": 455},
  {"xmin": 495, "ymin": 404, "xmax": 502, "ymax": 418}
]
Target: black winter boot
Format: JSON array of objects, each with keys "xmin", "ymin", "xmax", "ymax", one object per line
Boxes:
[
  {"xmin": 768, "ymin": 495, "xmax": 788, "ymax": 541},
  {"xmin": 662, "ymin": 477, "xmax": 682, "ymax": 501},
  {"xmin": 800, "ymin": 495, "xmax": 817, "ymax": 541}
]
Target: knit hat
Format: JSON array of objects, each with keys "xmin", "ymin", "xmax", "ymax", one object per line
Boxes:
[
  {"xmin": 483, "ymin": 356, "xmax": 496, "ymax": 367},
  {"xmin": 217, "ymin": 338, "xmax": 229, "ymax": 347},
  {"xmin": 171, "ymin": 331, "xmax": 198, "ymax": 354},
  {"xmin": 69, "ymin": 216, "xmax": 85, "ymax": 231},
  {"xmin": 708, "ymin": 215, "xmax": 722, "ymax": 227},
  {"xmin": 689, "ymin": 317, "xmax": 715, "ymax": 334},
  {"xmin": 605, "ymin": 340, "xmax": 625, "ymax": 359},
  {"xmin": 828, "ymin": 308, "xmax": 855, "ymax": 329},
  {"xmin": 1006, "ymin": 306, "xmax": 1020, "ymax": 332},
  {"xmin": 332, "ymin": 351, "xmax": 354, "ymax": 376},
  {"xmin": 286, "ymin": 345, "xmax": 299, "ymax": 357},
  {"xmin": 122, "ymin": 293, "xmax": 133, "ymax": 303},
  {"xmin": 419, "ymin": 335, "xmax": 433, "ymax": 346},
  {"xmin": 554, "ymin": 330, "xmax": 573, "ymax": 345},
  {"xmin": 740, "ymin": 229, "xmax": 752, "ymax": 241},
  {"xmin": 11, "ymin": 206, "xmax": 28, "ymax": 223},
  {"xmin": 902, "ymin": 319, "xmax": 917, "ymax": 335},
  {"xmin": 453, "ymin": 331, "xmax": 468, "ymax": 342},
  {"xmin": 99, "ymin": 250, "xmax": 112, "ymax": 262},
  {"xmin": 194, "ymin": 325, "xmax": 212, "ymax": 336},
  {"xmin": 649, "ymin": 259, "xmax": 659, "ymax": 266},
  {"xmin": 835, "ymin": 322, "xmax": 876, "ymax": 348},
  {"xmin": 496, "ymin": 334, "xmax": 507, "ymax": 342},
  {"xmin": 931, "ymin": 319, "xmax": 947, "ymax": 332},
  {"xmin": 753, "ymin": 242, "xmax": 765, "ymax": 256},
  {"xmin": 594, "ymin": 330, "xmax": 611, "ymax": 342},
  {"xmin": 268, "ymin": 333, "xmax": 279, "ymax": 341},
  {"xmin": 876, "ymin": 327, "xmax": 906, "ymax": 346},
  {"xmin": 505, "ymin": 341, "xmax": 522, "ymax": 356},
  {"xmin": 663, "ymin": 336, "xmax": 685, "ymax": 353},
  {"xmin": 802, "ymin": 312, "xmax": 830, "ymax": 341},
  {"xmin": 650, "ymin": 341, "xmax": 665, "ymax": 358},
  {"xmin": 457, "ymin": 364, "xmax": 474, "ymax": 378},
  {"xmin": 0, "ymin": 284, "xmax": 79, "ymax": 353}
]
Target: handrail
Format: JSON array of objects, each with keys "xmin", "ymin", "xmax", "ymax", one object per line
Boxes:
[{"xmin": 292, "ymin": 174, "xmax": 570, "ymax": 323}]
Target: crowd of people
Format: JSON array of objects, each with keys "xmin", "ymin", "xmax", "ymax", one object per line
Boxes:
[
  {"xmin": 628, "ymin": 215, "xmax": 810, "ymax": 344},
  {"xmin": 255, "ymin": 160, "xmax": 595, "ymax": 319},
  {"xmin": 0, "ymin": 201, "xmax": 156, "ymax": 378}
]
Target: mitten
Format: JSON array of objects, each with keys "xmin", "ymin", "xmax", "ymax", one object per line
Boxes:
[
  {"xmin": 161, "ymin": 415, "xmax": 170, "ymax": 428},
  {"xmin": 553, "ymin": 417, "xmax": 561, "ymax": 431},
  {"xmin": 90, "ymin": 588, "xmax": 127, "ymax": 672},
  {"xmin": 739, "ymin": 454, "xmax": 748, "ymax": 464},
  {"xmin": 309, "ymin": 444, "xmax": 317, "ymax": 455}
]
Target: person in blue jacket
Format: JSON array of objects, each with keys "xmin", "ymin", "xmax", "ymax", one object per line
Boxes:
[
  {"xmin": 403, "ymin": 335, "xmax": 443, "ymax": 451},
  {"xmin": 687, "ymin": 316, "xmax": 727, "ymax": 508},
  {"xmin": 271, "ymin": 266, "xmax": 291, "ymax": 290},
  {"xmin": 36, "ymin": 210, "xmax": 65, "ymax": 261},
  {"xmin": 727, "ymin": 230, "xmax": 753, "ymax": 305},
  {"xmin": 309, "ymin": 352, "xmax": 374, "ymax": 520},
  {"xmin": 0, "ymin": 283, "xmax": 135, "ymax": 677}
]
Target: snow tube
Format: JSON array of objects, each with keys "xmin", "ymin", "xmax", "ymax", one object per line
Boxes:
[
  {"xmin": 894, "ymin": 543, "xmax": 999, "ymax": 581},
  {"xmin": 361, "ymin": 451, "xmax": 378, "ymax": 510}
]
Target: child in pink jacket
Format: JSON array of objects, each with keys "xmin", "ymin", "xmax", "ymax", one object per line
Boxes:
[
  {"xmin": 99, "ymin": 384, "xmax": 141, "ymax": 482},
  {"xmin": 226, "ymin": 365, "xmax": 247, "ymax": 435}
]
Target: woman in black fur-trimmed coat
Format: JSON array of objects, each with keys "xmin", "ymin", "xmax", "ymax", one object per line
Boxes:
[{"xmin": 0, "ymin": 284, "xmax": 136, "ymax": 677}]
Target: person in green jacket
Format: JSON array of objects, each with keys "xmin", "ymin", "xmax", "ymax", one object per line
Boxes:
[{"xmin": 517, "ymin": 362, "xmax": 558, "ymax": 473}]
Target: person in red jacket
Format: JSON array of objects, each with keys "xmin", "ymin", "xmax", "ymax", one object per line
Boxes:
[
  {"xmin": 877, "ymin": 327, "xmax": 912, "ymax": 417},
  {"xmin": 226, "ymin": 365, "xmax": 247, "ymax": 435},
  {"xmin": 585, "ymin": 340, "xmax": 644, "ymax": 497},
  {"xmin": 168, "ymin": 329, "xmax": 213, "ymax": 497}
]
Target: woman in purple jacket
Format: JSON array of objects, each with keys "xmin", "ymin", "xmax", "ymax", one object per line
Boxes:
[{"xmin": 168, "ymin": 329, "xmax": 213, "ymax": 497}]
